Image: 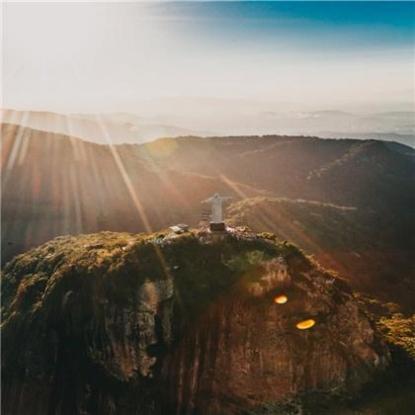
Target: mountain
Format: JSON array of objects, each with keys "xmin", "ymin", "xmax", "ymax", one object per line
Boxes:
[
  {"xmin": 141, "ymin": 99, "xmax": 415, "ymax": 147},
  {"xmin": 2, "ymin": 123, "xmax": 414, "ymax": 312},
  {"xmin": 131, "ymin": 98, "xmax": 415, "ymax": 146},
  {"xmin": 1, "ymin": 123, "xmax": 263, "ymax": 261},
  {"xmin": 2, "ymin": 107, "xmax": 414, "ymax": 148},
  {"xmin": 1, "ymin": 109, "xmax": 203, "ymax": 144},
  {"xmin": 1, "ymin": 230, "xmax": 394, "ymax": 415},
  {"xmin": 318, "ymin": 132, "xmax": 415, "ymax": 149},
  {"xmin": 139, "ymin": 135, "xmax": 414, "ymax": 210}
]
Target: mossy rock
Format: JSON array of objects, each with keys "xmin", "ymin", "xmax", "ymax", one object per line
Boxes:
[{"xmin": 1, "ymin": 229, "xmax": 392, "ymax": 415}]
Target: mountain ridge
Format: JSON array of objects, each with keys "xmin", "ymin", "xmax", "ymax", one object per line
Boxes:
[
  {"xmin": 2, "ymin": 122, "xmax": 414, "ymax": 312},
  {"xmin": 2, "ymin": 107, "xmax": 414, "ymax": 147}
]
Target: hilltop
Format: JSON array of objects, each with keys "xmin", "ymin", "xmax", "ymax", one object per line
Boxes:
[{"xmin": 2, "ymin": 229, "xmax": 404, "ymax": 415}]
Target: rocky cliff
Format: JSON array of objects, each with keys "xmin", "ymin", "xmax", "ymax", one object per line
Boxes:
[{"xmin": 1, "ymin": 230, "xmax": 390, "ymax": 415}]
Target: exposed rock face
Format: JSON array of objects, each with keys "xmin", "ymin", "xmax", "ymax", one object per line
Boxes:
[
  {"xmin": 1, "ymin": 230, "xmax": 389, "ymax": 415},
  {"xmin": 164, "ymin": 254, "xmax": 386, "ymax": 414}
]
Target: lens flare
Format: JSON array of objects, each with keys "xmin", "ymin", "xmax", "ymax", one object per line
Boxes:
[
  {"xmin": 274, "ymin": 295, "xmax": 288, "ymax": 304},
  {"xmin": 296, "ymin": 319, "xmax": 316, "ymax": 330}
]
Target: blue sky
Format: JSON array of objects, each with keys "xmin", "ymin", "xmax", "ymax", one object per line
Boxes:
[
  {"xmin": 3, "ymin": 1, "xmax": 414, "ymax": 112},
  {"xmin": 156, "ymin": 1, "xmax": 415, "ymax": 28},
  {"xmin": 153, "ymin": 1, "xmax": 415, "ymax": 48}
]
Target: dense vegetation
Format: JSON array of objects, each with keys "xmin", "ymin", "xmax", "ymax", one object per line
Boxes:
[{"xmin": 2, "ymin": 230, "xmax": 306, "ymax": 325}]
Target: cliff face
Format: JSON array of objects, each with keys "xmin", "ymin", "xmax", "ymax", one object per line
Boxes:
[{"xmin": 1, "ymin": 230, "xmax": 389, "ymax": 415}]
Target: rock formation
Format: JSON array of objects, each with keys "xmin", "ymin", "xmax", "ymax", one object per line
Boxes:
[{"xmin": 1, "ymin": 230, "xmax": 389, "ymax": 414}]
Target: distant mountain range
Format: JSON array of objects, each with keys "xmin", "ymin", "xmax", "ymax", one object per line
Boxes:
[
  {"xmin": 2, "ymin": 107, "xmax": 414, "ymax": 147},
  {"xmin": 1, "ymin": 109, "xmax": 202, "ymax": 145},
  {"xmin": 2, "ymin": 121, "xmax": 414, "ymax": 311}
]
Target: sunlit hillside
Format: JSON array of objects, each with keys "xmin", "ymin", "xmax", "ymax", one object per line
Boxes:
[{"xmin": 2, "ymin": 122, "xmax": 414, "ymax": 312}]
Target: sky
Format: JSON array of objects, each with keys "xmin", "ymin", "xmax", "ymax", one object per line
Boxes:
[{"xmin": 2, "ymin": 1, "xmax": 415, "ymax": 113}]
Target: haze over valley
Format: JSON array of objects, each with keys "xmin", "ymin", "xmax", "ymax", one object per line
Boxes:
[{"xmin": 2, "ymin": 105, "xmax": 414, "ymax": 148}]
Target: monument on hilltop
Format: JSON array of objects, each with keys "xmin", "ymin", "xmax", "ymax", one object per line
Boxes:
[{"xmin": 202, "ymin": 193, "xmax": 232, "ymax": 232}]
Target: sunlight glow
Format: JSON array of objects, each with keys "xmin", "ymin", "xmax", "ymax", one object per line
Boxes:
[{"xmin": 3, "ymin": 2, "xmax": 413, "ymax": 113}]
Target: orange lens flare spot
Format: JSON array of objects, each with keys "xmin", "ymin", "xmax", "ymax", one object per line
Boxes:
[
  {"xmin": 296, "ymin": 319, "xmax": 316, "ymax": 330},
  {"xmin": 274, "ymin": 295, "xmax": 288, "ymax": 304}
]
